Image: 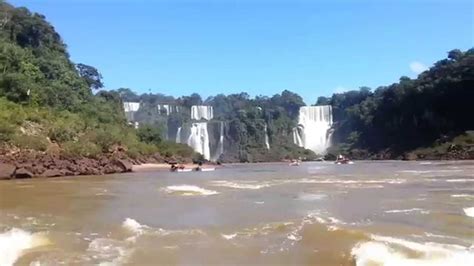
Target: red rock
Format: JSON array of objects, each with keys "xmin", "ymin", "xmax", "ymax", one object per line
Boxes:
[
  {"xmin": 115, "ymin": 159, "xmax": 133, "ymax": 172},
  {"xmin": 0, "ymin": 163, "xmax": 16, "ymax": 180},
  {"xmin": 15, "ymin": 168, "xmax": 33, "ymax": 179},
  {"xmin": 42, "ymin": 169, "xmax": 62, "ymax": 177}
]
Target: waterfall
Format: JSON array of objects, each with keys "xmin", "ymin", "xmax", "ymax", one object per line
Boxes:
[
  {"xmin": 191, "ymin": 105, "xmax": 213, "ymax": 120},
  {"xmin": 176, "ymin": 127, "xmax": 182, "ymax": 143},
  {"xmin": 123, "ymin": 102, "xmax": 140, "ymax": 121},
  {"xmin": 293, "ymin": 105, "xmax": 333, "ymax": 154},
  {"xmin": 292, "ymin": 126, "xmax": 304, "ymax": 147},
  {"xmin": 264, "ymin": 124, "xmax": 270, "ymax": 150},
  {"xmin": 187, "ymin": 123, "xmax": 211, "ymax": 160},
  {"xmin": 157, "ymin": 104, "xmax": 170, "ymax": 115},
  {"xmin": 157, "ymin": 104, "xmax": 180, "ymax": 116},
  {"xmin": 184, "ymin": 105, "xmax": 214, "ymax": 160},
  {"xmin": 212, "ymin": 121, "xmax": 225, "ymax": 161},
  {"xmin": 123, "ymin": 102, "xmax": 140, "ymax": 112}
]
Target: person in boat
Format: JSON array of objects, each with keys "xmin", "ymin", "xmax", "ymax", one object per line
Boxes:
[
  {"xmin": 194, "ymin": 161, "xmax": 203, "ymax": 171},
  {"xmin": 289, "ymin": 159, "xmax": 300, "ymax": 166},
  {"xmin": 336, "ymin": 154, "xmax": 351, "ymax": 164},
  {"xmin": 170, "ymin": 162, "xmax": 178, "ymax": 172}
]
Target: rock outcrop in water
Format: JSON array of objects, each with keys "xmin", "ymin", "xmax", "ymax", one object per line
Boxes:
[{"xmin": 0, "ymin": 146, "xmax": 179, "ymax": 179}]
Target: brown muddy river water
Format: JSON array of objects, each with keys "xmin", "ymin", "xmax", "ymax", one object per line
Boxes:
[{"xmin": 0, "ymin": 161, "xmax": 473, "ymax": 265}]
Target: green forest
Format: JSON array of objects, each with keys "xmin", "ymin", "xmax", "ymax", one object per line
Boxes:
[
  {"xmin": 0, "ymin": 1, "xmax": 195, "ymax": 163},
  {"xmin": 0, "ymin": 1, "xmax": 473, "ymax": 167}
]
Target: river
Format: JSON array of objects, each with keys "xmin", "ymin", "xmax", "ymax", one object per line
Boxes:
[{"xmin": 1, "ymin": 161, "xmax": 473, "ymax": 265}]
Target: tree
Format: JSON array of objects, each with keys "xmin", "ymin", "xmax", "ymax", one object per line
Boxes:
[
  {"xmin": 316, "ymin": 96, "xmax": 330, "ymax": 105},
  {"xmin": 116, "ymin": 88, "xmax": 139, "ymax": 102},
  {"xmin": 448, "ymin": 49, "xmax": 463, "ymax": 61},
  {"xmin": 137, "ymin": 125, "xmax": 163, "ymax": 144},
  {"xmin": 77, "ymin": 63, "xmax": 103, "ymax": 90},
  {"xmin": 179, "ymin": 93, "xmax": 202, "ymax": 107}
]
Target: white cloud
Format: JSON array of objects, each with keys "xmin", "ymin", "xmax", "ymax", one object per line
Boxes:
[{"xmin": 409, "ymin": 61, "xmax": 428, "ymax": 74}]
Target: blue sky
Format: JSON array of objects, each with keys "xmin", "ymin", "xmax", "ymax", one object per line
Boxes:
[{"xmin": 11, "ymin": 0, "xmax": 473, "ymax": 104}]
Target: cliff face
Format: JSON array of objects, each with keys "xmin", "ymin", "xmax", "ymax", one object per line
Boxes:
[{"xmin": 123, "ymin": 101, "xmax": 318, "ymax": 163}]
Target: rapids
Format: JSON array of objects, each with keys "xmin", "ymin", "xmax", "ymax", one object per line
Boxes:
[{"xmin": 0, "ymin": 161, "xmax": 473, "ymax": 265}]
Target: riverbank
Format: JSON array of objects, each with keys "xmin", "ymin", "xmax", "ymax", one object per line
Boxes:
[
  {"xmin": 1, "ymin": 144, "xmax": 473, "ymax": 180},
  {"xmin": 0, "ymin": 146, "xmax": 193, "ymax": 180},
  {"xmin": 326, "ymin": 142, "xmax": 474, "ymax": 161}
]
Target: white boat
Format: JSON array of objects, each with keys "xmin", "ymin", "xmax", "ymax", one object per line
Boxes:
[
  {"xmin": 198, "ymin": 168, "xmax": 216, "ymax": 172},
  {"xmin": 176, "ymin": 169, "xmax": 192, "ymax": 172},
  {"xmin": 173, "ymin": 168, "xmax": 216, "ymax": 172},
  {"xmin": 335, "ymin": 160, "xmax": 354, "ymax": 165}
]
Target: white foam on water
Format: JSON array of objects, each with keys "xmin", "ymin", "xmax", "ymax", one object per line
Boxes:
[
  {"xmin": 297, "ymin": 193, "xmax": 327, "ymax": 201},
  {"xmin": 221, "ymin": 233, "xmax": 237, "ymax": 240},
  {"xmin": 446, "ymin": 179, "xmax": 474, "ymax": 183},
  {"xmin": 385, "ymin": 208, "xmax": 430, "ymax": 214},
  {"xmin": 87, "ymin": 238, "xmax": 132, "ymax": 266},
  {"xmin": 463, "ymin": 207, "xmax": 474, "ymax": 217},
  {"xmin": 400, "ymin": 170, "xmax": 463, "ymax": 175},
  {"xmin": 451, "ymin": 194, "xmax": 474, "ymax": 199},
  {"xmin": 352, "ymin": 235, "xmax": 474, "ymax": 266},
  {"xmin": 0, "ymin": 228, "xmax": 51, "ymax": 266},
  {"xmin": 399, "ymin": 170, "xmax": 433, "ymax": 174},
  {"xmin": 255, "ymin": 201, "xmax": 265, "ymax": 204},
  {"xmin": 291, "ymin": 178, "xmax": 406, "ymax": 185},
  {"xmin": 122, "ymin": 218, "xmax": 149, "ymax": 234},
  {"xmin": 161, "ymin": 185, "xmax": 219, "ymax": 196},
  {"xmin": 210, "ymin": 180, "xmax": 271, "ymax": 190},
  {"xmin": 327, "ymin": 225, "xmax": 339, "ymax": 231},
  {"xmin": 424, "ymin": 232, "xmax": 464, "ymax": 243},
  {"xmin": 286, "ymin": 233, "xmax": 301, "ymax": 241},
  {"xmin": 163, "ymin": 245, "xmax": 179, "ymax": 249}
]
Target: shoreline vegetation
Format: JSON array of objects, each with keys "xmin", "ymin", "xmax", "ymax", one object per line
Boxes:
[{"xmin": 0, "ymin": 1, "xmax": 473, "ymax": 180}]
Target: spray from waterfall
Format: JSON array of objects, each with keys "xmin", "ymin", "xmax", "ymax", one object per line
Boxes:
[
  {"xmin": 123, "ymin": 102, "xmax": 140, "ymax": 121},
  {"xmin": 293, "ymin": 126, "xmax": 304, "ymax": 147},
  {"xmin": 264, "ymin": 124, "xmax": 270, "ymax": 150},
  {"xmin": 186, "ymin": 106, "xmax": 214, "ymax": 160},
  {"xmin": 293, "ymin": 105, "xmax": 333, "ymax": 154},
  {"xmin": 187, "ymin": 122, "xmax": 211, "ymax": 160},
  {"xmin": 211, "ymin": 121, "xmax": 225, "ymax": 161},
  {"xmin": 176, "ymin": 127, "xmax": 182, "ymax": 143},
  {"xmin": 218, "ymin": 122, "xmax": 225, "ymax": 158}
]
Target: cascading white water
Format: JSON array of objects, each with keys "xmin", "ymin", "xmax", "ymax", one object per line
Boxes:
[
  {"xmin": 187, "ymin": 123, "xmax": 211, "ymax": 160},
  {"xmin": 185, "ymin": 106, "xmax": 214, "ymax": 160},
  {"xmin": 123, "ymin": 102, "xmax": 140, "ymax": 112},
  {"xmin": 264, "ymin": 124, "xmax": 270, "ymax": 150},
  {"xmin": 293, "ymin": 105, "xmax": 333, "ymax": 154},
  {"xmin": 157, "ymin": 104, "xmax": 180, "ymax": 116},
  {"xmin": 123, "ymin": 102, "xmax": 140, "ymax": 121},
  {"xmin": 157, "ymin": 104, "xmax": 170, "ymax": 115},
  {"xmin": 293, "ymin": 126, "xmax": 304, "ymax": 147},
  {"xmin": 212, "ymin": 121, "xmax": 225, "ymax": 161},
  {"xmin": 191, "ymin": 105, "xmax": 213, "ymax": 120},
  {"xmin": 176, "ymin": 127, "xmax": 182, "ymax": 143}
]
